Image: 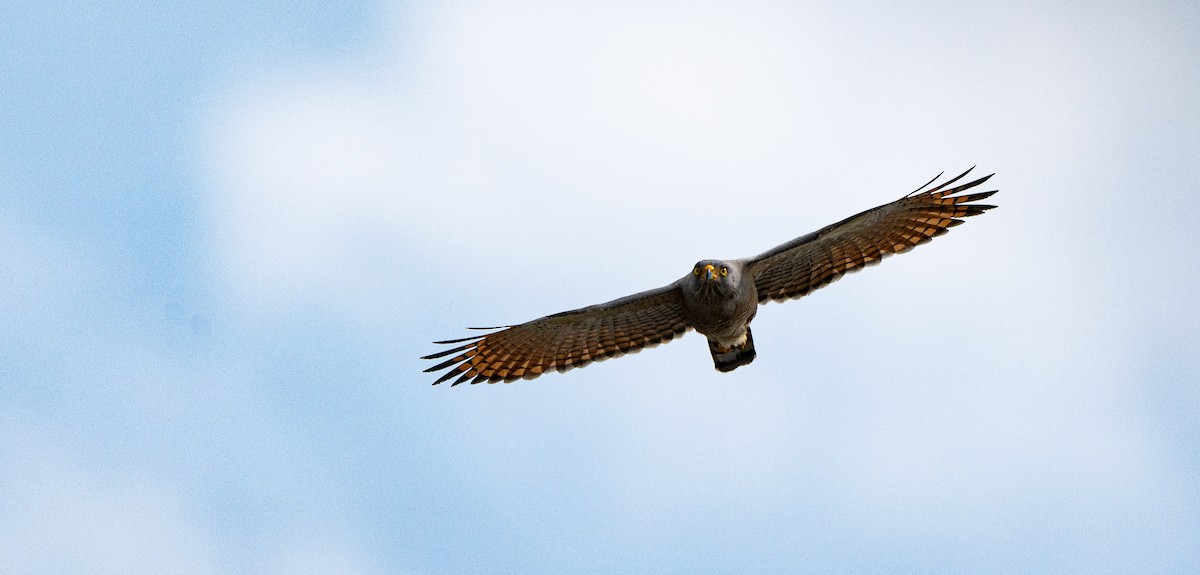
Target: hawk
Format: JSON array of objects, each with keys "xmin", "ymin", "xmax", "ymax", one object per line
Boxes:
[{"xmin": 424, "ymin": 168, "xmax": 997, "ymax": 385}]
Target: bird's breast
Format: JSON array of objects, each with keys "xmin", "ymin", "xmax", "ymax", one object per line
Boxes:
[{"xmin": 682, "ymin": 283, "xmax": 757, "ymax": 340}]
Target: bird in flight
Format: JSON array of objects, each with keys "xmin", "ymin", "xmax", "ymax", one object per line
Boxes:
[{"xmin": 423, "ymin": 168, "xmax": 997, "ymax": 385}]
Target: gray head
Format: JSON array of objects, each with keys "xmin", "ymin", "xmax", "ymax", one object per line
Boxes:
[{"xmin": 687, "ymin": 259, "xmax": 743, "ymax": 297}]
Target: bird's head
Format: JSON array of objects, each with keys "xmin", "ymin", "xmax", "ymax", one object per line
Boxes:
[{"xmin": 688, "ymin": 259, "xmax": 740, "ymax": 295}]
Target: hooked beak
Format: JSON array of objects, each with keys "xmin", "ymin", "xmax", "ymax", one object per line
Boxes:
[{"xmin": 704, "ymin": 264, "xmax": 716, "ymax": 281}]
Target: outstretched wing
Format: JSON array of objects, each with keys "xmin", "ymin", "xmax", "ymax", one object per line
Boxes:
[
  {"xmin": 747, "ymin": 168, "xmax": 997, "ymax": 303},
  {"xmin": 422, "ymin": 284, "xmax": 692, "ymax": 385}
]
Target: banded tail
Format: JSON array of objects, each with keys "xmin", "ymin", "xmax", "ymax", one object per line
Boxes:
[{"xmin": 708, "ymin": 328, "xmax": 757, "ymax": 373}]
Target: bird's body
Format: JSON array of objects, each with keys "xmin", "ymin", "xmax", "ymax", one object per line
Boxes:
[
  {"xmin": 680, "ymin": 259, "xmax": 759, "ymax": 371},
  {"xmin": 681, "ymin": 260, "xmax": 756, "ymax": 342},
  {"xmin": 423, "ymin": 169, "xmax": 998, "ymax": 385}
]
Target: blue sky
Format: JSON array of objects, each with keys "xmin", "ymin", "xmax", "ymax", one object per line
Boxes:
[{"xmin": 2, "ymin": 1, "xmax": 1199, "ymax": 573}]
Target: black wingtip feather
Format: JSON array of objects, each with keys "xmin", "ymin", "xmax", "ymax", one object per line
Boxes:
[
  {"xmin": 425, "ymin": 355, "xmax": 471, "ymax": 373},
  {"xmin": 941, "ymin": 174, "xmax": 994, "ymax": 197},
  {"xmin": 962, "ymin": 205, "xmax": 997, "ymax": 216},
  {"xmin": 432, "ymin": 334, "xmax": 490, "ymax": 345},
  {"xmin": 907, "ymin": 171, "xmax": 946, "ymax": 197},
  {"xmin": 952, "ymin": 190, "xmax": 998, "ymax": 203},
  {"xmin": 433, "ymin": 368, "xmax": 465, "ymax": 386},
  {"xmin": 421, "ymin": 342, "xmax": 477, "ymax": 360},
  {"xmin": 926, "ymin": 167, "xmax": 976, "ymax": 195}
]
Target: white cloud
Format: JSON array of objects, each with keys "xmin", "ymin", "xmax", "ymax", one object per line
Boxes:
[
  {"xmin": 0, "ymin": 214, "xmax": 393, "ymax": 574},
  {"xmin": 198, "ymin": 1, "xmax": 1200, "ymax": 570},
  {"xmin": 0, "ymin": 429, "xmax": 221, "ymax": 574},
  {"xmin": 201, "ymin": 1, "xmax": 1160, "ymax": 316}
]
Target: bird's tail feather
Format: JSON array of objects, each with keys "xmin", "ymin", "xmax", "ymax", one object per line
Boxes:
[{"xmin": 709, "ymin": 329, "xmax": 756, "ymax": 373}]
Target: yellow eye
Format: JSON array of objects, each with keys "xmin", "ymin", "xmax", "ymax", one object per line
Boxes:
[
  {"xmin": 720, "ymin": 266, "xmax": 729, "ymax": 277},
  {"xmin": 693, "ymin": 266, "xmax": 700, "ymax": 276}
]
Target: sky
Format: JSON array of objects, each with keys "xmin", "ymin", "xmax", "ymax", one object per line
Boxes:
[{"xmin": 2, "ymin": 1, "xmax": 1199, "ymax": 573}]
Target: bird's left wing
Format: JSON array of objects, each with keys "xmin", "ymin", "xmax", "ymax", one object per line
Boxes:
[
  {"xmin": 422, "ymin": 283, "xmax": 691, "ymax": 385},
  {"xmin": 746, "ymin": 168, "xmax": 997, "ymax": 303}
]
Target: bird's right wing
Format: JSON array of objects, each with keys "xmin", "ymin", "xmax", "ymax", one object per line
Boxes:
[
  {"xmin": 422, "ymin": 284, "xmax": 692, "ymax": 385},
  {"xmin": 746, "ymin": 168, "xmax": 997, "ymax": 303}
]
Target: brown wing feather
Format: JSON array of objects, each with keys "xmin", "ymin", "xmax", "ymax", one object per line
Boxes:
[
  {"xmin": 422, "ymin": 284, "xmax": 692, "ymax": 385},
  {"xmin": 747, "ymin": 168, "xmax": 997, "ymax": 303}
]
